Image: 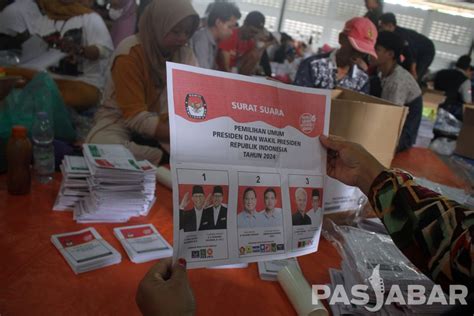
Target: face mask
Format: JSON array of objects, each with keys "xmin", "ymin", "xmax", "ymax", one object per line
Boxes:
[{"xmin": 109, "ymin": 7, "xmax": 123, "ymax": 21}]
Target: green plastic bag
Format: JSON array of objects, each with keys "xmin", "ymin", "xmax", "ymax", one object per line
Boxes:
[
  {"xmin": 0, "ymin": 72, "xmax": 77, "ymax": 173},
  {"xmin": 0, "ymin": 71, "xmax": 77, "ymax": 142}
]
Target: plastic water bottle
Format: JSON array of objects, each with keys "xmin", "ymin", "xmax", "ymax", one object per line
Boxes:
[{"xmin": 32, "ymin": 112, "xmax": 55, "ymax": 183}]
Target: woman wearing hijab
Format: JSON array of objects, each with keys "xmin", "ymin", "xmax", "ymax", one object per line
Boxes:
[
  {"xmin": 86, "ymin": 0, "xmax": 199, "ymax": 166},
  {"xmin": 5, "ymin": 0, "xmax": 113, "ymax": 111}
]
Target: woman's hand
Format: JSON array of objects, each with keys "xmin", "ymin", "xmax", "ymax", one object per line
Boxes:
[
  {"xmin": 320, "ymin": 135, "xmax": 385, "ymax": 195},
  {"xmin": 136, "ymin": 258, "xmax": 195, "ymax": 316}
]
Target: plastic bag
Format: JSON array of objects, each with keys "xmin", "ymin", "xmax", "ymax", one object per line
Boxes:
[
  {"xmin": 429, "ymin": 137, "xmax": 456, "ymax": 156},
  {"xmin": 433, "ymin": 108, "xmax": 462, "ymax": 137},
  {"xmin": 0, "ymin": 71, "xmax": 76, "ymax": 142}
]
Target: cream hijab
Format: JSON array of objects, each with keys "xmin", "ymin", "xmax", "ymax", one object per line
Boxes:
[{"xmin": 138, "ymin": 0, "xmax": 199, "ymax": 88}]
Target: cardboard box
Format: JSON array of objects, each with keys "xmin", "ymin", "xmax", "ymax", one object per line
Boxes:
[
  {"xmin": 330, "ymin": 88, "xmax": 407, "ymax": 167},
  {"xmin": 422, "ymin": 88, "xmax": 445, "ymax": 111},
  {"xmin": 455, "ymin": 104, "xmax": 474, "ymax": 159}
]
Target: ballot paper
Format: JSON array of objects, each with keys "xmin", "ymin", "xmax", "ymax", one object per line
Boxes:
[
  {"xmin": 73, "ymin": 144, "xmax": 157, "ymax": 223},
  {"xmin": 51, "ymin": 227, "xmax": 121, "ymax": 274},
  {"xmin": 53, "ymin": 156, "xmax": 91, "ymax": 211},
  {"xmin": 114, "ymin": 224, "xmax": 172, "ymax": 263},
  {"xmin": 167, "ymin": 62, "xmax": 330, "ymax": 268},
  {"xmin": 258, "ymin": 257, "xmax": 301, "ymax": 281},
  {"xmin": 53, "ymin": 146, "xmax": 157, "ymax": 223}
]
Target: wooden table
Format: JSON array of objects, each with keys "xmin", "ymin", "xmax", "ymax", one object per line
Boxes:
[{"xmin": 0, "ymin": 148, "xmax": 466, "ymax": 315}]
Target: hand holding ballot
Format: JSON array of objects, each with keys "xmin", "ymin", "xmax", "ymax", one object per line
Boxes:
[
  {"xmin": 136, "ymin": 258, "xmax": 195, "ymax": 316},
  {"xmin": 319, "ymin": 135, "xmax": 385, "ymax": 195}
]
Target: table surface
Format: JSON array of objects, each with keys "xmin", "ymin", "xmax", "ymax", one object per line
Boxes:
[{"xmin": 0, "ymin": 148, "xmax": 467, "ymax": 316}]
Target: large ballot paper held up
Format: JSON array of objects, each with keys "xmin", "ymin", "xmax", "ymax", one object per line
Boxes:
[{"xmin": 167, "ymin": 63, "xmax": 330, "ymax": 268}]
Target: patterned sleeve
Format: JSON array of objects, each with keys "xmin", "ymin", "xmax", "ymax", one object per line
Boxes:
[{"xmin": 368, "ymin": 169, "xmax": 473, "ymax": 291}]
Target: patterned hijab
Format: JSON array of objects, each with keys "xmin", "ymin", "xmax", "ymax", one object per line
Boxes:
[
  {"xmin": 138, "ymin": 0, "xmax": 199, "ymax": 88},
  {"xmin": 38, "ymin": 0, "xmax": 93, "ymax": 20}
]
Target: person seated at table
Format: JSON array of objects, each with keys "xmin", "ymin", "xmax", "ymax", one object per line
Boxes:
[
  {"xmin": 372, "ymin": 31, "xmax": 422, "ymax": 152},
  {"xmin": 190, "ymin": 2, "xmax": 241, "ymax": 70},
  {"xmin": 217, "ymin": 11, "xmax": 274, "ymax": 75},
  {"xmin": 108, "ymin": 0, "xmax": 137, "ymax": 47},
  {"xmin": 294, "ymin": 17, "xmax": 377, "ymax": 94},
  {"xmin": 5, "ymin": 0, "xmax": 114, "ymax": 111},
  {"xmin": 85, "ymin": 0, "xmax": 199, "ymax": 166},
  {"xmin": 0, "ymin": 0, "xmax": 43, "ymax": 50},
  {"xmin": 136, "ymin": 135, "xmax": 474, "ymax": 315},
  {"xmin": 432, "ymin": 55, "xmax": 473, "ymax": 121}
]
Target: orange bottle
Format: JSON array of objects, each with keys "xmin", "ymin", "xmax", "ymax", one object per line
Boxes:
[{"xmin": 7, "ymin": 126, "xmax": 32, "ymax": 195}]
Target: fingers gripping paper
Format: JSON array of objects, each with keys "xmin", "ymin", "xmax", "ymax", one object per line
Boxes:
[{"xmin": 167, "ymin": 63, "xmax": 330, "ymax": 268}]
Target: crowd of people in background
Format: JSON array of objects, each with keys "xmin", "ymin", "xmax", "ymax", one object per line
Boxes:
[
  {"xmin": 1, "ymin": 0, "xmax": 471, "ymax": 161},
  {"xmin": 0, "ymin": 0, "xmax": 473, "ymax": 314}
]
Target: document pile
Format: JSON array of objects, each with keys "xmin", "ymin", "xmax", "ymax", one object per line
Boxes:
[
  {"xmin": 74, "ymin": 144, "xmax": 157, "ymax": 223},
  {"xmin": 327, "ymin": 226, "xmax": 449, "ymax": 316},
  {"xmin": 114, "ymin": 224, "xmax": 172, "ymax": 263},
  {"xmin": 53, "ymin": 156, "xmax": 90, "ymax": 211},
  {"xmin": 51, "ymin": 227, "xmax": 121, "ymax": 274},
  {"xmin": 258, "ymin": 258, "xmax": 301, "ymax": 281},
  {"xmin": 53, "ymin": 144, "xmax": 157, "ymax": 223}
]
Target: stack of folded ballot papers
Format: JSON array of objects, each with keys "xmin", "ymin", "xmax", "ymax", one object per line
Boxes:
[
  {"xmin": 74, "ymin": 144, "xmax": 156, "ymax": 223},
  {"xmin": 51, "ymin": 227, "xmax": 121, "ymax": 274},
  {"xmin": 114, "ymin": 224, "xmax": 173, "ymax": 263},
  {"xmin": 53, "ymin": 156, "xmax": 90, "ymax": 211}
]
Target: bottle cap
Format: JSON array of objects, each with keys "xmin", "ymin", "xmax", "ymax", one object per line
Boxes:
[{"xmin": 12, "ymin": 125, "xmax": 28, "ymax": 138}]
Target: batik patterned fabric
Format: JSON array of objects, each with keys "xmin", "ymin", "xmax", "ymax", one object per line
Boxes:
[
  {"xmin": 369, "ymin": 169, "xmax": 473, "ymax": 292},
  {"xmin": 294, "ymin": 51, "xmax": 369, "ymax": 93}
]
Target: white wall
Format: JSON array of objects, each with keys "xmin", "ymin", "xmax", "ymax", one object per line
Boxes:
[{"xmin": 192, "ymin": 0, "xmax": 474, "ymax": 71}]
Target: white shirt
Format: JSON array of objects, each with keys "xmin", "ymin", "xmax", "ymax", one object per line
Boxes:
[
  {"xmin": 237, "ymin": 211, "xmax": 258, "ymax": 228},
  {"xmin": 0, "ymin": 0, "xmax": 43, "ymax": 36},
  {"xmin": 35, "ymin": 13, "xmax": 113, "ymax": 91},
  {"xmin": 195, "ymin": 208, "xmax": 204, "ymax": 230},
  {"xmin": 212, "ymin": 205, "xmax": 221, "ymax": 226},
  {"xmin": 255, "ymin": 208, "xmax": 283, "ymax": 228},
  {"xmin": 307, "ymin": 207, "xmax": 322, "ymax": 228}
]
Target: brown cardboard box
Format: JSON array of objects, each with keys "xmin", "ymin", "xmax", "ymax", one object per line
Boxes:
[
  {"xmin": 330, "ymin": 88, "xmax": 407, "ymax": 167},
  {"xmin": 422, "ymin": 89, "xmax": 445, "ymax": 110},
  {"xmin": 455, "ymin": 104, "xmax": 474, "ymax": 159}
]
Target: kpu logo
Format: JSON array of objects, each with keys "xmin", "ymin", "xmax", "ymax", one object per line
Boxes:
[{"xmin": 185, "ymin": 93, "xmax": 207, "ymax": 119}]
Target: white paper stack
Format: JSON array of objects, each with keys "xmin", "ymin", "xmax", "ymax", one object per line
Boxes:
[
  {"xmin": 258, "ymin": 258, "xmax": 301, "ymax": 281},
  {"xmin": 51, "ymin": 227, "xmax": 121, "ymax": 274},
  {"xmin": 114, "ymin": 224, "xmax": 172, "ymax": 263},
  {"xmin": 73, "ymin": 144, "xmax": 157, "ymax": 223},
  {"xmin": 53, "ymin": 156, "xmax": 91, "ymax": 211}
]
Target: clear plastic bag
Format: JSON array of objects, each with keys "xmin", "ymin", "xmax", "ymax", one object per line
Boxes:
[
  {"xmin": 433, "ymin": 108, "xmax": 462, "ymax": 137},
  {"xmin": 429, "ymin": 137, "xmax": 456, "ymax": 156}
]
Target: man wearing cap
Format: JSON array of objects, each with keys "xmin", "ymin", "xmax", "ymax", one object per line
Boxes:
[
  {"xmin": 379, "ymin": 12, "xmax": 435, "ymax": 82},
  {"xmin": 292, "ymin": 188, "xmax": 312, "ymax": 226},
  {"xmin": 179, "ymin": 185, "xmax": 209, "ymax": 232},
  {"xmin": 307, "ymin": 189, "xmax": 322, "ymax": 228},
  {"xmin": 255, "ymin": 188, "xmax": 283, "ymax": 228},
  {"xmin": 217, "ymin": 11, "xmax": 274, "ymax": 75},
  {"xmin": 373, "ymin": 31, "xmax": 422, "ymax": 152},
  {"xmin": 433, "ymin": 55, "xmax": 473, "ymax": 121},
  {"xmin": 201, "ymin": 186, "xmax": 228, "ymax": 230},
  {"xmin": 294, "ymin": 17, "xmax": 377, "ymax": 94}
]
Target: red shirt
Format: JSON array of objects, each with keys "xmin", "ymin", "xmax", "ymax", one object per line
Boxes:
[{"xmin": 218, "ymin": 28, "xmax": 255, "ymax": 70}]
